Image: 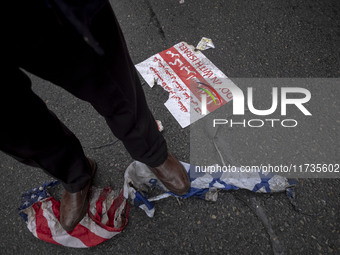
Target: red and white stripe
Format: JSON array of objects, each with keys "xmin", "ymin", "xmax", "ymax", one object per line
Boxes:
[{"xmin": 23, "ymin": 187, "xmax": 129, "ymax": 248}]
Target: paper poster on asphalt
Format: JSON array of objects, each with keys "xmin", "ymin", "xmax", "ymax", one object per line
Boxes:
[{"xmin": 135, "ymin": 42, "xmax": 240, "ymax": 128}]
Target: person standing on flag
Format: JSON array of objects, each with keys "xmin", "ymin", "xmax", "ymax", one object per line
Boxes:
[{"xmin": 2, "ymin": 0, "xmax": 190, "ymax": 231}]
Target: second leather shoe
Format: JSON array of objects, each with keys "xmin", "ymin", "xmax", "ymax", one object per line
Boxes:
[
  {"xmin": 149, "ymin": 153, "xmax": 190, "ymax": 195},
  {"xmin": 60, "ymin": 158, "xmax": 97, "ymax": 232}
]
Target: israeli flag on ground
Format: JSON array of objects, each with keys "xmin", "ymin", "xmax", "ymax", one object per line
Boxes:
[{"xmin": 123, "ymin": 161, "xmax": 295, "ymax": 217}]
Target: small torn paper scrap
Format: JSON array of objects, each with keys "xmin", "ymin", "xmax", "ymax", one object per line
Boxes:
[
  {"xmin": 135, "ymin": 42, "xmax": 239, "ymax": 128},
  {"xmin": 156, "ymin": 120, "xmax": 164, "ymax": 132},
  {"xmin": 196, "ymin": 37, "xmax": 215, "ymax": 51}
]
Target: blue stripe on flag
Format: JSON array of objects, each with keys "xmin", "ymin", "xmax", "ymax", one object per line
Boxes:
[{"xmin": 134, "ymin": 191, "xmax": 155, "ymax": 210}]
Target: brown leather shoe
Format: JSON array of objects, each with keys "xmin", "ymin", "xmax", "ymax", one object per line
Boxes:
[
  {"xmin": 60, "ymin": 158, "xmax": 97, "ymax": 231},
  {"xmin": 149, "ymin": 153, "xmax": 190, "ymax": 195}
]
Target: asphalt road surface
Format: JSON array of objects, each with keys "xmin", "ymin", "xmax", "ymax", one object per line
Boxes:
[{"xmin": 1, "ymin": 0, "xmax": 339, "ymax": 254}]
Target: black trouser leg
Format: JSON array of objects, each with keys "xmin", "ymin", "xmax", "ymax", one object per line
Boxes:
[
  {"xmin": 2, "ymin": 0, "xmax": 167, "ymax": 191},
  {"xmin": 0, "ymin": 67, "xmax": 92, "ymax": 193},
  {"xmin": 13, "ymin": 1, "xmax": 168, "ymax": 167}
]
